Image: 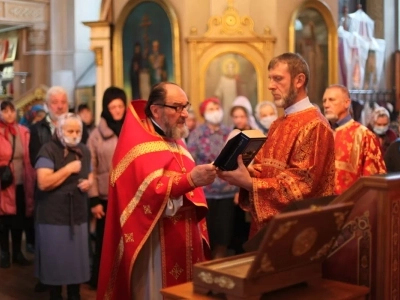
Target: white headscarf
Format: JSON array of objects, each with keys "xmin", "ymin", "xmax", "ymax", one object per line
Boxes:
[
  {"xmin": 231, "ymin": 96, "xmax": 260, "ymax": 130},
  {"xmin": 56, "ymin": 113, "xmax": 83, "ymax": 147}
]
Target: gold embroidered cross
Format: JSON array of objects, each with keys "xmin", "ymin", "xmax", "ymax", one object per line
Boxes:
[
  {"xmin": 169, "ymin": 214, "xmax": 182, "ymax": 225},
  {"xmin": 156, "ymin": 182, "xmax": 164, "ymax": 189},
  {"xmin": 124, "ymin": 233, "xmax": 134, "ymax": 243},
  {"xmin": 143, "ymin": 205, "xmax": 152, "ymax": 215},
  {"xmin": 169, "ymin": 263, "xmax": 184, "ymax": 280},
  {"xmin": 173, "ymin": 175, "xmax": 181, "ymax": 185}
]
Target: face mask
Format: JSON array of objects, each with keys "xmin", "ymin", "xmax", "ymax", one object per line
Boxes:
[
  {"xmin": 204, "ymin": 109, "xmax": 224, "ymax": 125},
  {"xmin": 259, "ymin": 115, "xmax": 277, "ymax": 129},
  {"xmin": 373, "ymin": 126, "xmax": 388, "ymax": 135},
  {"xmin": 63, "ymin": 135, "xmax": 81, "ymax": 147}
]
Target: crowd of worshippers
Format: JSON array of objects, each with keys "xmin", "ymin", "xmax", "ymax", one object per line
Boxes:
[{"xmin": 0, "ymin": 52, "xmax": 399, "ymax": 300}]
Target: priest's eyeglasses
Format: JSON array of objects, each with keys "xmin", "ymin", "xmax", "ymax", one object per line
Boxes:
[{"xmin": 155, "ymin": 102, "xmax": 191, "ymax": 113}]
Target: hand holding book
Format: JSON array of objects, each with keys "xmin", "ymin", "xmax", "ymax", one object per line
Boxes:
[{"xmin": 213, "ymin": 129, "xmax": 267, "ymax": 171}]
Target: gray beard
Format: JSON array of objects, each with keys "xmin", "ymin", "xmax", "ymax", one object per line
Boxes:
[{"xmin": 162, "ymin": 114, "xmax": 189, "ymax": 140}]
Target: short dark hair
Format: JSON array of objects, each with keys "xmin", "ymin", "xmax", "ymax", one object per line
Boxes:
[
  {"xmin": 77, "ymin": 104, "xmax": 90, "ymax": 113},
  {"xmin": 0, "ymin": 100, "xmax": 15, "ymax": 111},
  {"xmin": 145, "ymin": 82, "xmax": 178, "ymax": 118},
  {"xmin": 268, "ymin": 52, "xmax": 310, "ymax": 89}
]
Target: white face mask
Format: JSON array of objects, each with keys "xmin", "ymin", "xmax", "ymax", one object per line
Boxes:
[
  {"xmin": 62, "ymin": 135, "xmax": 82, "ymax": 147},
  {"xmin": 373, "ymin": 126, "xmax": 388, "ymax": 135},
  {"xmin": 259, "ymin": 115, "xmax": 277, "ymax": 129},
  {"xmin": 204, "ymin": 109, "xmax": 224, "ymax": 125}
]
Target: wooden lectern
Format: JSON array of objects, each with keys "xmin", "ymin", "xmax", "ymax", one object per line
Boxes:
[
  {"xmin": 191, "ymin": 203, "xmax": 354, "ymax": 300},
  {"xmin": 324, "ymin": 174, "xmax": 400, "ymax": 300}
]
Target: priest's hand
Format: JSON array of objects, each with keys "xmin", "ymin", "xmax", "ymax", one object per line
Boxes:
[
  {"xmin": 190, "ymin": 164, "xmax": 217, "ymax": 187},
  {"xmin": 217, "ymin": 155, "xmax": 252, "ymax": 191}
]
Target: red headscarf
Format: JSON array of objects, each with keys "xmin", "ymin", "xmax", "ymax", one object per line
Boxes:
[
  {"xmin": 0, "ymin": 120, "xmax": 16, "ymax": 141},
  {"xmin": 199, "ymin": 98, "xmax": 221, "ymax": 116}
]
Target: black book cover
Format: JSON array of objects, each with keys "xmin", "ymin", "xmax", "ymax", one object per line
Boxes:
[{"xmin": 213, "ymin": 129, "xmax": 266, "ymax": 171}]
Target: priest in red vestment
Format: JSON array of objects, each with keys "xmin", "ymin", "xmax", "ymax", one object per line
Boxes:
[
  {"xmin": 96, "ymin": 83, "xmax": 216, "ymax": 300},
  {"xmin": 218, "ymin": 53, "xmax": 336, "ymax": 237},
  {"xmin": 322, "ymin": 84, "xmax": 386, "ymax": 195}
]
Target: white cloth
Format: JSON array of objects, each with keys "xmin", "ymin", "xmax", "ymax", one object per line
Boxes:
[{"xmin": 131, "ymin": 223, "xmax": 163, "ymax": 300}]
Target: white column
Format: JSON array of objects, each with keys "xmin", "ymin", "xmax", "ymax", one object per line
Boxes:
[{"xmin": 83, "ymin": 22, "xmax": 112, "ymax": 124}]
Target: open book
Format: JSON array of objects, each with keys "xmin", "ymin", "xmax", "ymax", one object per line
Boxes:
[{"xmin": 213, "ymin": 129, "xmax": 266, "ymax": 171}]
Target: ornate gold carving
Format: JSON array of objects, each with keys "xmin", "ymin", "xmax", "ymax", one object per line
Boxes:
[
  {"xmin": 269, "ymin": 220, "xmax": 298, "ymax": 246},
  {"xmin": 327, "ymin": 210, "xmax": 372, "ymax": 287},
  {"xmin": 292, "ymin": 227, "xmax": 318, "ymax": 256},
  {"xmin": 124, "ymin": 233, "xmax": 134, "ymax": 243},
  {"xmin": 93, "ymin": 47, "xmax": 103, "ymax": 66},
  {"xmin": 204, "ymin": 3, "xmax": 255, "ymax": 37},
  {"xmin": 14, "ymin": 84, "xmax": 48, "ymax": 116},
  {"xmin": 334, "ymin": 211, "xmax": 350, "ymax": 230},
  {"xmin": 186, "ymin": 1, "xmax": 276, "ymax": 116},
  {"xmin": 169, "ymin": 263, "xmax": 184, "ymax": 280},
  {"xmin": 258, "ymin": 253, "xmax": 275, "ymax": 273},
  {"xmin": 311, "ymin": 237, "xmax": 335, "ymax": 261},
  {"xmin": 143, "ymin": 205, "xmax": 152, "ymax": 215}
]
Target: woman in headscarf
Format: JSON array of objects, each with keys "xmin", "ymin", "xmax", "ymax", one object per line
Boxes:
[
  {"xmin": 187, "ymin": 98, "xmax": 237, "ymax": 259},
  {"xmin": 231, "ymin": 96, "xmax": 260, "ymax": 130},
  {"xmin": 254, "ymin": 101, "xmax": 278, "ymax": 135},
  {"xmin": 19, "ymin": 104, "xmax": 46, "ymax": 128},
  {"xmin": 0, "ymin": 100, "xmax": 34, "ymax": 268},
  {"xmin": 86, "ymin": 86, "xmax": 126, "ymax": 289},
  {"xmin": 35, "ymin": 113, "xmax": 92, "ymax": 300}
]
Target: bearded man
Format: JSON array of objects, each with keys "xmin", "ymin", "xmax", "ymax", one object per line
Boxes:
[
  {"xmin": 218, "ymin": 52, "xmax": 336, "ymax": 237},
  {"xmin": 96, "ymin": 82, "xmax": 216, "ymax": 300}
]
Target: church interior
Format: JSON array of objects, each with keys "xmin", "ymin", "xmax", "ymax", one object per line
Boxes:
[{"xmin": 0, "ymin": 0, "xmax": 400, "ymax": 299}]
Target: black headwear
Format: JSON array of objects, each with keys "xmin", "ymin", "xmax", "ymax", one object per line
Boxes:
[{"xmin": 100, "ymin": 87, "xmax": 127, "ymax": 137}]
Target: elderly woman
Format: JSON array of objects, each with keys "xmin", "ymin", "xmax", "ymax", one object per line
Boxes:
[
  {"xmin": 0, "ymin": 100, "xmax": 34, "ymax": 268},
  {"xmin": 367, "ymin": 106, "xmax": 397, "ymax": 155},
  {"xmin": 255, "ymin": 101, "xmax": 278, "ymax": 134},
  {"xmin": 187, "ymin": 98, "xmax": 237, "ymax": 258},
  {"xmin": 35, "ymin": 113, "xmax": 92, "ymax": 300}
]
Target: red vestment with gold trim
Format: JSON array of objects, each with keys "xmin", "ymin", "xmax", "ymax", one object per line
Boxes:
[
  {"xmin": 239, "ymin": 108, "xmax": 336, "ymax": 237},
  {"xmin": 96, "ymin": 102, "xmax": 209, "ymax": 300},
  {"xmin": 334, "ymin": 120, "xmax": 386, "ymax": 195}
]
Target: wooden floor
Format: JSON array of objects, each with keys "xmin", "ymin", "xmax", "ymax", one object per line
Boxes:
[{"xmin": 0, "ymin": 251, "xmax": 97, "ymax": 300}]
